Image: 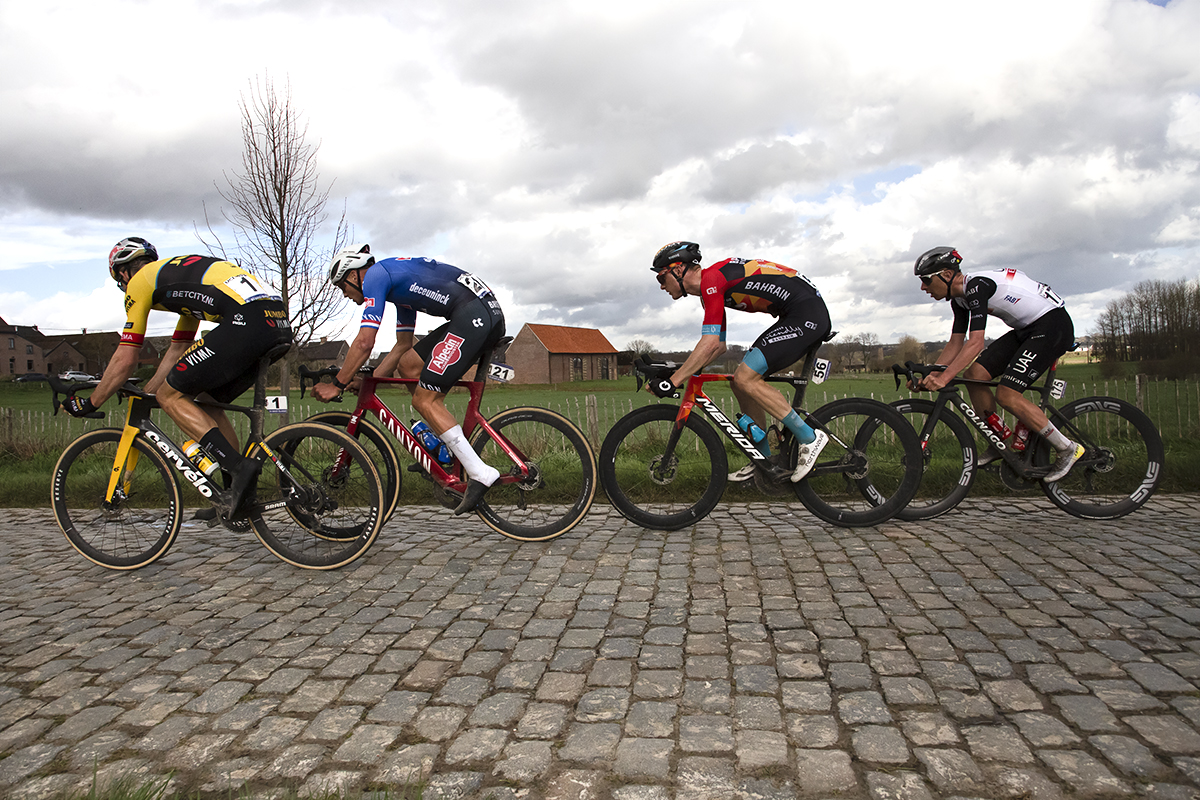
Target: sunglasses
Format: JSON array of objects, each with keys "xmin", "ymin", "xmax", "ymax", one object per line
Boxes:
[
  {"xmin": 655, "ymin": 270, "xmax": 671, "ymax": 286},
  {"xmin": 920, "ymin": 275, "xmax": 935, "ymax": 285}
]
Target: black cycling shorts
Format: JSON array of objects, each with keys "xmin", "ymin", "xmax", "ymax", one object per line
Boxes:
[
  {"xmin": 165, "ymin": 300, "xmax": 293, "ymax": 403},
  {"xmin": 413, "ymin": 296, "xmax": 505, "ymax": 393},
  {"xmin": 975, "ymin": 306, "xmax": 1074, "ymax": 392},
  {"xmin": 749, "ymin": 297, "xmax": 832, "ymax": 375}
]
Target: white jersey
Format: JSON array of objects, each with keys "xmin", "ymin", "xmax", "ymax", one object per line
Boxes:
[{"xmin": 951, "ymin": 268, "xmax": 1065, "ymax": 333}]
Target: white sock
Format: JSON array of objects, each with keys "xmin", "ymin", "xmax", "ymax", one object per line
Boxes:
[
  {"xmin": 440, "ymin": 425, "xmax": 500, "ymax": 486},
  {"xmin": 1039, "ymin": 423, "xmax": 1071, "ymax": 451}
]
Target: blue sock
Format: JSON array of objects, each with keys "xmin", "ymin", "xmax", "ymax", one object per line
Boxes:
[{"xmin": 782, "ymin": 410, "xmax": 815, "ymax": 444}]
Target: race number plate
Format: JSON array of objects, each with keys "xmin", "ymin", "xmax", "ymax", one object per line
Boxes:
[
  {"xmin": 222, "ymin": 273, "xmax": 279, "ymax": 303},
  {"xmin": 266, "ymin": 395, "xmax": 288, "ymax": 413},
  {"xmin": 488, "ymin": 363, "xmax": 514, "ymax": 382},
  {"xmin": 811, "ymin": 358, "xmax": 831, "ymax": 384},
  {"xmin": 1051, "ymin": 379, "xmax": 1066, "ymax": 400}
]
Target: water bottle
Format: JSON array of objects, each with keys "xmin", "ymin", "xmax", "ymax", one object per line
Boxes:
[
  {"xmin": 735, "ymin": 413, "xmax": 767, "ymax": 445},
  {"xmin": 1011, "ymin": 422, "xmax": 1031, "ymax": 452},
  {"xmin": 985, "ymin": 413, "xmax": 1012, "ymax": 441},
  {"xmin": 182, "ymin": 439, "xmax": 220, "ymax": 478},
  {"xmin": 412, "ymin": 421, "xmax": 454, "ymax": 466}
]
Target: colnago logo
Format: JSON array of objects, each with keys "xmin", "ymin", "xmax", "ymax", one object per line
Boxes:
[
  {"xmin": 429, "ymin": 334, "xmax": 465, "ymax": 375},
  {"xmin": 959, "ymin": 401, "xmax": 1008, "ymax": 451},
  {"xmin": 378, "ymin": 408, "xmax": 433, "ymax": 472},
  {"xmin": 695, "ymin": 396, "xmax": 764, "ymax": 459},
  {"xmin": 144, "ymin": 430, "xmax": 213, "ymax": 497}
]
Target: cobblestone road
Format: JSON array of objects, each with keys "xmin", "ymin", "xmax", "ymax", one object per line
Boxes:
[{"xmin": 3, "ymin": 497, "xmax": 1200, "ymax": 799}]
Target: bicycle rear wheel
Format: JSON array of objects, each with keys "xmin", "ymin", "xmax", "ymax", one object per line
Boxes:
[
  {"xmin": 791, "ymin": 398, "xmax": 922, "ymax": 527},
  {"xmin": 248, "ymin": 422, "xmax": 385, "ymax": 569},
  {"xmin": 305, "ymin": 410, "xmax": 402, "ymax": 523},
  {"xmin": 1042, "ymin": 396, "xmax": 1164, "ymax": 519},
  {"xmin": 890, "ymin": 398, "xmax": 977, "ymax": 521},
  {"xmin": 52, "ymin": 428, "xmax": 182, "ymax": 569},
  {"xmin": 598, "ymin": 404, "xmax": 726, "ymax": 531},
  {"xmin": 469, "ymin": 407, "xmax": 597, "ymax": 541}
]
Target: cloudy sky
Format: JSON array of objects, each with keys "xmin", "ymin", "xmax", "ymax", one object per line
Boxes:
[{"xmin": 2, "ymin": 0, "xmax": 1197, "ymax": 356}]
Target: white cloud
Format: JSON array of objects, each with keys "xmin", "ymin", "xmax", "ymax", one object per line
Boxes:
[{"xmin": 1, "ymin": 0, "xmax": 1198, "ymax": 356}]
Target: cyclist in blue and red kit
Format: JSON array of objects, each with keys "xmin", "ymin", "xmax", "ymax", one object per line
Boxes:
[
  {"xmin": 314, "ymin": 244, "xmax": 506, "ymax": 513},
  {"xmin": 649, "ymin": 241, "xmax": 832, "ymax": 483}
]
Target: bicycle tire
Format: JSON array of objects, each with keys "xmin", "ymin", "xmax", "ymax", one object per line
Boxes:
[
  {"xmin": 248, "ymin": 422, "xmax": 385, "ymax": 569},
  {"xmin": 598, "ymin": 403, "xmax": 726, "ymax": 531},
  {"xmin": 1042, "ymin": 396, "xmax": 1165, "ymax": 520},
  {"xmin": 304, "ymin": 410, "xmax": 403, "ymax": 523},
  {"xmin": 52, "ymin": 428, "xmax": 183, "ymax": 569},
  {"xmin": 790, "ymin": 397, "xmax": 923, "ymax": 527},
  {"xmin": 889, "ymin": 398, "xmax": 977, "ymax": 521},
  {"xmin": 469, "ymin": 407, "xmax": 598, "ymax": 541}
]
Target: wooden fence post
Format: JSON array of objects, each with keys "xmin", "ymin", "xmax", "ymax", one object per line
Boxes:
[
  {"xmin": 1136, "ymin": 373, "xmax": 1147, "ymax": 411},
  {"xmin": 586, "ymin": 395, "xmax": 599, "ymax": 449}
]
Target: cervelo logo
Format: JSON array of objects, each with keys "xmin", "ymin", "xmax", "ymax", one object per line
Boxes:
[
  {"xmin": 144, "ymin": 430, "xmax": 214, "ymax": 497},
  {"xmin": 429, "ymin": 334, "xmax": 465, "ymax": 375}
]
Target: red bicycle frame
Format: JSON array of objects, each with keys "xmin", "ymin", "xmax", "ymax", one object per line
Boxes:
[{"xmin": 337, "ymin": 374, "xmax": 531, "ymax": 491}]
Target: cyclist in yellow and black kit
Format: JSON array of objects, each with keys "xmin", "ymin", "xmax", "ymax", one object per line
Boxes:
[{"xmin": 63, "ymin": 237, "xmax": 293, "ymax": 519}]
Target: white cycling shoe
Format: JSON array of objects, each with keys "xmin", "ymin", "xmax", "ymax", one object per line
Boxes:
[
  {"xmin": 1044, "ymin": 442, "xmax": 1085, "ymax": 483},
  {"xmin": 791, "ymin": 430, "xmax": 829, "ymax": 482},
  {"xmin": 728, "ymin": 463, "xmax": 759, "ymax": 483}
]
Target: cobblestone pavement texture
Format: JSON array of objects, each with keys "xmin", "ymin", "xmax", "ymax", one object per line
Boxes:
[{"xmin": 3, "ymin": 497, "xmax": 1200, "ymax": 799}]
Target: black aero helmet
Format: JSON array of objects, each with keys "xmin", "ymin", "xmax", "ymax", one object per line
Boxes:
[
  {"xmin": 914, "ymin": 246, "xmax": 962, "ymax": 277},
  {"xmin": 652, "ymin": 241, "xmax": 702, "ymax": 272}
]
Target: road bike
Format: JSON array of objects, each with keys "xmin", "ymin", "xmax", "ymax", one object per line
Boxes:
[
  {"xmin": 298, "ymin": 343, "xmax": 597, "ymax": 542},
  {"xmin": 49, "ymin": 344, "xmax": 386, "ymax": 570},
  {"xmin": 889, "ymin": 360, "xmax": 1164, "ymax": 521},
  {"xmin": 598, "ymin": 347, "xmax": 923, "ymax": 530}
]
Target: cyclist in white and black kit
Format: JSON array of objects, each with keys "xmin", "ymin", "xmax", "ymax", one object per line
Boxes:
[{"xmin": 914, "ymin": 246, "xmax": 1084, "ymax": 483}]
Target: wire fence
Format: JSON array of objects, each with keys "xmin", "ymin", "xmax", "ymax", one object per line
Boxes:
[{"xmin": 4, "ymin": 374, "xmax": 1198, "ymax": 455}]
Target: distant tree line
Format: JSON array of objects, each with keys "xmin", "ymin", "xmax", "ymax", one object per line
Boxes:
[{"xmin": 1092, "ymin": 278, "xmax": 1200, "ymax": 375}]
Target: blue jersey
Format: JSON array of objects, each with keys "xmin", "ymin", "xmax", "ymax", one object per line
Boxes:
[{"xmin": 358, "ymin": 257, "xmax": 495, "ymax": 334}]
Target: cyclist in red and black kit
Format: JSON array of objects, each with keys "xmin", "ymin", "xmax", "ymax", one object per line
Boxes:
[
  {"xmin": 649, "ymin": 241, "xmax": 832, "ymax": 483},
  {"xmin": 914, "ymin": 246, "xmax": 1083, "ymax": 483}
]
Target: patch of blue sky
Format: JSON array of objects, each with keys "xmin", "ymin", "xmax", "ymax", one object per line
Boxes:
[{"xmin": 850, "ymin": 165, "xmax": 923, "ymax": 205}]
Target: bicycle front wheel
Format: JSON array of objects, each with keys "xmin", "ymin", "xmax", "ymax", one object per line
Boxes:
[
  {"xmin": 305, "ymin": 410, "xmax": 403, "ymax": 523},
  {"xmin": 249, "ymin": 422, "xmax": 385, "ymax": 569},
  {"xmin": 469, "ymin": 407, "xmax": 597, "ymax": 541},
  {"xmin": 1042, "ymin": 396, "xmax": 1165, "ymax": 519},
  {"xmin": 791, "ymin": 398, "xmax": 922, "ymax": 527},
  {"xmin": 52, "ymin": 428, "xmax": 182, "ymax": 569},
  {"xmin": 598, "ymin": 404, "xmax": 726, "ymax": 531},
  {"xmin": 890, "ymin": 398, "xmax": 977, "ymax": 521}
]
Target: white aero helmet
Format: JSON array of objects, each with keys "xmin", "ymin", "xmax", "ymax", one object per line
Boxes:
[{"xmin": 329, "ymin": 243, "xmax": 374, "ymax": 285}]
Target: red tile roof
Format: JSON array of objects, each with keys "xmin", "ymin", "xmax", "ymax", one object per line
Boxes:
[{"xmin": 525, "ymin": 324, "xmax": 618, "ymax": 354}]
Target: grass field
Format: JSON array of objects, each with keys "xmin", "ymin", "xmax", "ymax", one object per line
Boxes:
[{"xmin": 2, "ymin": 361, "xmax": 1196, "ymax": 509}]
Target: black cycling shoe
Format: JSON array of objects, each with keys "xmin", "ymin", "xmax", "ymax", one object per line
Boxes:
[
  {"xmin": 454, "ymin": 479, "xmax": 491, "ymax": 516},
  {"xmin": 212, "ymin": 459, "xmax": 259, "ymax": 522}
]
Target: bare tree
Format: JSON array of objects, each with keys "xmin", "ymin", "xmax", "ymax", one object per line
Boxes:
[
  {"xmin": 199, "ymin": 74, "xmax": 349, "ymax": 402},
  {"xmin": 625, "ymin": 338, "xmax": 657, "ymax": 357},
  {"xmin": 893, "ymin": 334, "xmax": 926, "ymax": 366}
]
